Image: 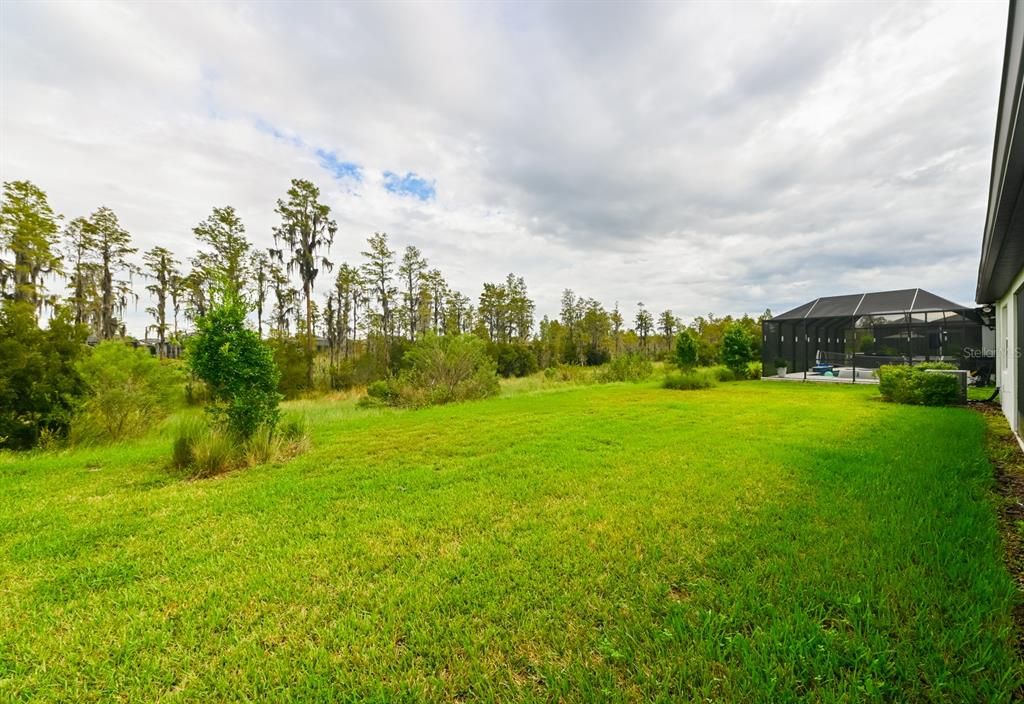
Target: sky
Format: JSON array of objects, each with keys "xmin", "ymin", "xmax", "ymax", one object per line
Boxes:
[{"xmin": 0, "ymin": 0, "xmax": 1009, "ymax": 335}]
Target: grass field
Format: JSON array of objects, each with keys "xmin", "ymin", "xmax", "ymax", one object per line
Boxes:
[{"xmin": 0, "ymin": 380, "xmax": 1019, "ymax": 702}]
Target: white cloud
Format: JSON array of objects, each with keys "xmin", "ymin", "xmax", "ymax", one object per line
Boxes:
[{"xmin": 0, "ymin": 0, "xmax": 1007, "ymax": 333}]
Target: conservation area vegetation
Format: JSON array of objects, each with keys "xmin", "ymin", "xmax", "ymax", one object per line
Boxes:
[
  {"xmin": 0, "ymin": 177, "xmax": 764, "ymax": 454},
  {"xmin": 0, "ymin": 381, "xmax": 1019, "ymax": 701}
]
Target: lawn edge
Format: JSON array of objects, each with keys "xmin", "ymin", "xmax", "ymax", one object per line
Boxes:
[{"xmin": 975, "ymin": 400, "xmax": 1024, "ymax": 699}]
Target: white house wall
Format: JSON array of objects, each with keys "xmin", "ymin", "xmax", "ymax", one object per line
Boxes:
[{"xmin": 996, "ymin": 265, "xmax": 1024, "ymax": 433}]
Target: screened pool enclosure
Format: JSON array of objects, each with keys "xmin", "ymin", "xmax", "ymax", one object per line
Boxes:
[{"xmin": 761, "ymin": 289, "xmax": 990, "ymax": 381}]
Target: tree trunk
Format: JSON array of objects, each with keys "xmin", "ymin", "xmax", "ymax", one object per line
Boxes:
[{"xmin": 305, "ymin": 281, "xmax": 314, "ymax": 388}]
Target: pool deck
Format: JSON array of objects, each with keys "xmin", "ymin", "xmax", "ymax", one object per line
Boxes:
[{"xmin": 762, "ymin": 370, "xmax": 880, "ymax": 385}]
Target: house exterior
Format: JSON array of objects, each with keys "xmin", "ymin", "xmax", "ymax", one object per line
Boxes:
[{"xmin": 977, "ymin": 1, "xmax": 1024, "ymax": 433}]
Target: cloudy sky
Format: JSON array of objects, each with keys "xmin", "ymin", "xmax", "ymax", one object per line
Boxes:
[{"xmin": 0, "ymin": 0, "xmax": 1009, "ymax": 334}]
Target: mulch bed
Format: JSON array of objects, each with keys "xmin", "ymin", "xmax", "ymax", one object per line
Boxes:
[{"xmin": 972, "ymin": 400, "xmax": 1024, "ymax": 670}]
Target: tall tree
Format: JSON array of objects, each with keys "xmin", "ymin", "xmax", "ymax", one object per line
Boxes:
[
  {"xmin": 658, "ymin": 309, "xmax": 678, "ymax": 350},
  {"xmin": 88, "ymin": 207, "xmax": 137, "ymax": 340},
  {"xmin": 610, "ymin": 302, "xmax": 624, "ymax": 357},
  {"xmin": 506, "ymin": 274, "xmax": 534, "ymax": 342},
  {"xmin": 269, "ymin": 261, "xmax": 297, "ymax": 336},
  {"xmin": 0, "ymin": 180, "xmax": 63, "ymax": 313},
  {"xmin": 181, "ymin": 269, "xmax": 209, "ymax": 327},
  {"xmin": 192, "ymin": 205, "xmax": 251, "ymax": 299},
  {"xmin": 272, "ymin": 179, "xmax": 336, "ymax": 385},
  {"xmin": 560, "ymin": 289, "xmax": 584, "ymax": 363},
  {"xmin": 249, "ymin": 250, "xmax": 272, "ymax": 338},
  {"xmin": 581, "ymin": 298, "xmax": 610, "ymax": 362},
  {"xmin": 334, "ymin": 263, "xmax": 362, "ymax": 359},
  {"xmin": 361, "ymin": 232, "xmax": 398, "ymax": 356},
  {"xmin": 445, "ymin": 290, "xmax": 470, "ymax": 335},
  {"xmin": 398, "ymin": 245, "xmax": 427, "ymax": 341},
  {"xmin": 634, "ymin": 302, "xmax": 653, "ymax": 351},
  {"xmin": 478, "ymin": 281, "xmax": 509, "ymax": 343},
  {"xmin": 143, "ymin": 246, "xmax": 179, "ymax": 356},
  {"xmin": 169, "ymin": 271, "xmax": 184, "ymax": 339},
  {"xmin": 424, "ymin": 268, "xmax": 447, "ymax": 334},
  {"xmin": 64, "ymin": 216, "xmax": 99, "ymax": 328}
]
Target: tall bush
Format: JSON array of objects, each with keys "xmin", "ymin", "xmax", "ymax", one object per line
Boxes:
[
  {"xmin": 368, "ymin": 333, "xmax": 499, "ymax": 407},
  {"xmin": 73, "ymin": 340, "xmax": 182, "ymax": 442},
  {"xmin": 674, "ymin": 329, "xmax": 698, "ymax": 371},
  {"xmin": 0, "ymin": 301, "xmax": 87, "ymax": 449},
  {"xmin": 490, "ymin": 342, "xmax": 539, "ymax": 378},
  {"xmin": 187, "ymin": 291, "xmax": 281, "ymax": 438},
  {"xmin": 721, "ymin": 323, "xmax": 756, "ymax": 376},
  {"xmin": 598, "ymin": 353, "xmax": 653, "ymax": 382}
]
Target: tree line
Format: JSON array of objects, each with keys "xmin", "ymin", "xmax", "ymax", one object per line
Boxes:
[{"xmin": 1, "ymin": 177, "xmax": 767, "ymax": 398}]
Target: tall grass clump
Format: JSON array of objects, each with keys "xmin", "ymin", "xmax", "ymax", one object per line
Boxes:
[
  {"xmin": 171, "ymin": 415, "xmax": 208, "ymax": 470},
  {"xmin": 663, "ymin": 369, "xmax": 718, "ymax": 390},
  {"xmin": 173, "ymin": 412, "xmax": 309, "ymax": 478},
  {"xmin": 188, "ymin": 427, "xmax": 234, "ymax": 478}
]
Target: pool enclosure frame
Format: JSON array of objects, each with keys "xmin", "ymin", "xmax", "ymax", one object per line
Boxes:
[{"xmin": 761, "ymin": 288, "xmax": 989, "ymax": 380}]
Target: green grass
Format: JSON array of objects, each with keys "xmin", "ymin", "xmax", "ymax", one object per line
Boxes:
[{"xmin": 0, "ymin": 381, "xmax": 1019, "ymax": 701}]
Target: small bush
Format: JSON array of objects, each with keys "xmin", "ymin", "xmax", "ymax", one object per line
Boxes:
[
  {"xmin": 878, "ymin": 364, "xmax": 961, "ymax": 406},
  {"xmin": 664, "ymin": 370, "xmax": 718, "ymax": 390},
  {"xmin": 544, "ymin": 364, "xmax": 598, "ymax": 384},
  {"xmin": 746, "ymin": 361, "xmax": 763, "ymax": 379},
  {"xmin": 598, "ymin": 353, "xmax": 654, "ymax": 383},
  {"xmin": 706, "ymin": 365, "xmax": 736, "ymax": 382}
]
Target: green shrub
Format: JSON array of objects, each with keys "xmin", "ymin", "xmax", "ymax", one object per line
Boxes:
[
  {"xmin": 72, "ymin": 341, "xmax": 183, "ymax": 443},
  {"xmin": 187, "ymin": 291, "xmax": 282, "ymax": 438},
  {"xmin": 0, "ymin": 301, "xmax": 88, "ymax": 449},
  {"xmin": 267, "ymin": 336, "xmax": 311, "ymax": 398},
  {"xmin": 721, "ymin": 323, "xmax": 756, "ymax": 376},
  {"xmin": 598, "ymin": 353, "xmax": 654, "ymax": 383},
  {"xmin": 674, "ymin": 329, "xmax": 699, "ymax": 371},
  {"xmin": 365, "ymin": 334, "xmax": 500, "ymax": 408},
  {"xmin": 663, "ymin": 370, "xmax": 717, "ymax": 390},
  {"xmin": 490, "ymin": 342, "xmax": 539, "ymax": 378},
  {"xmin": 746, "ymin": 360, "xmax": 763, "ymax": 379},
  {"xmin": 706, "ymin": 365, "xmax": 736, "ymax": 382},
  {"xmin": 878, "ymin": 365, "xmax": 961, "ymax": 406}
]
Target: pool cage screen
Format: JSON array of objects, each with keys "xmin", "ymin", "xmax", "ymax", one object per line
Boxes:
[{"xmin": 761, "ymin": 289, "xmax": 988, "ymax": 378}]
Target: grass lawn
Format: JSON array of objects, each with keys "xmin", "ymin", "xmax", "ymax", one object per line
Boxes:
[{"xmin": 0, "ymin": 381, "xmax": 1019, "ymax": 702}]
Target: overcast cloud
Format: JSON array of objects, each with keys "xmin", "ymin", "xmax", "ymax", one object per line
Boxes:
[{"xmin": 0, "ymin": 0, "xmax": 1008, "ymax": 333}]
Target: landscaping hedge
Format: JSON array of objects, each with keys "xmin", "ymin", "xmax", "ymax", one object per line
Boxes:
[{"xmin": 877, "ymin": 364, "xmax": 961, "ymax": 406}]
